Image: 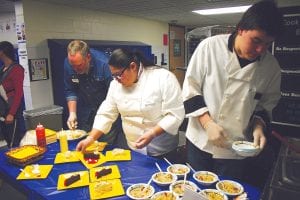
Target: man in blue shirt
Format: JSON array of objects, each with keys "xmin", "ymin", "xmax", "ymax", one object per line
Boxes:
[{"xmin": 64, "ymin": 40, "xmax": 124, "ymax": 145}]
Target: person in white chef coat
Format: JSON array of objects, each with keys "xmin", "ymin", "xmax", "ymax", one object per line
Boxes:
[
  {"xmin": 77, "ymin": 48, "xmax": 185, "ymax": 162},
  {"xmin": 182, "ymin": 1, "xmax": 283, "ymax": 181}
]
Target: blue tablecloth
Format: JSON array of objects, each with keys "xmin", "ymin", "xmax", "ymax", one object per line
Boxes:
[{"xmin": 0, "ymin": 141, "xmax": 260, "ymax": 199}]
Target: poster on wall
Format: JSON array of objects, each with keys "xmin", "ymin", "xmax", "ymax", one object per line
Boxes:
[
  {"xmin": 16, "ymin": 22, "xmax": 26, "ymax": 43},
  {"xmin": 29, "ymin": 58, "xmax": 49, "ymax": 81}
]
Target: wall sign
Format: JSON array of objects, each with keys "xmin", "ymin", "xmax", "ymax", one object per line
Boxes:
[
  {"xmin": 29, "ymin": 58, "xmax": 49, "ymax": 81},
  {"xmin": 173, "ymin": 39, "xmax": 181, "ymax": 57}
]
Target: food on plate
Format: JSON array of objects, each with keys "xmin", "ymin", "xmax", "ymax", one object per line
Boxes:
[
  {"xmin": 84, "ymin": 152, "xmax": 100, "ymax": 160},
  {"xmin": 111, "ymin": 148, "xmax": 125, "ymax": 156},
  {"xmin": 64, "ymin": 174, "xmax": 81, "ymax": 186},
  {"xmin": 95, "ymin": 167, "xmax": 112, "ymax": 179},
  {"xmin": 217, "ymin": 180, "xmax": 243, "ymax": 195},
  {"xmin": 94, "ymin": 181, "xmax": 113, "ymax": 194},
  {"xmin": 168, "ymin": 165, "xmax": 188, "ymax": 175},
  {"xmin": 170, "ymin": 181, "xmax": 197, "ymax": 196},
  {"xmin": 86, "ymin": 141, "xmax": 107, "ymax": 152},
  {"xmin": 151, "ymin": 191, "xmax": 177, "ymax": 200},
  {"xmin": 154, "ymin": 172, "xmax": 174, "ymax": 183},
  {"xmin": 201, "ymin": 189, "xmax": 227, "ymax": 200},
  {"xmin": 196, "ymin": 173, "xmax": 215, "ymax": 182},
  {"xmin": 129, "ymin": 185, "xmax": 153, "ymax": 198}
]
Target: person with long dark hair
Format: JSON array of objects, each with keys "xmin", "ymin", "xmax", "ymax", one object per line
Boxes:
[
  {"xmin": 0, "ymin": 41, "xmax": 25, "ymax": 147},
  {"xmin": 77, "ymin": 48, "xmax": 184, "ymax": 162}
]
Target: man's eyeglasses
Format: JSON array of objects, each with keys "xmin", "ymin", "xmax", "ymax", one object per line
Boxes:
[{"xmin": 112, "ymin": 67, "xmax": 127, "ymax": 80}]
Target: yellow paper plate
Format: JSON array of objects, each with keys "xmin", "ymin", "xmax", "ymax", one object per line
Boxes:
[
  {"xmin": 17, "ymin": 164, "xmax": 53, "ymax": 180},
  {"xmin": 57, "ymin": 171, "xmax": 89, "ymax": 190},
  {"xmin": 105, "ymin": 149, "xmax": 131, "ymax": 161},
  {"xmin": 86, "ymin": 141, "xmax": 107, "ymax": 152},
  {"xmin": 54, "ymin": 151, "xmax": 80, "ymax": 164},
  {"xmin": 90, "ymin": 165, "xmax": 121, "ymax": 182},
  {"xmin": 89, "ymin": 179, "xmax": 125, "ymax": 200},
  {"xmin": 75, "ymin": 151, "xmax": 106, "ymax": 169}
]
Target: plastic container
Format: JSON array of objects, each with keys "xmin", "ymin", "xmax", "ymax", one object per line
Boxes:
[
  {"xmin": 36, "ymin": 124, "xmax": 46, "ymax": 147},
  {"xmin": 23, "ymin": 105, "xmax": 63, "ymax": 131},
  {"xmin": 59, "ymin": 131, "xmax": 68, "ymax": 153}
]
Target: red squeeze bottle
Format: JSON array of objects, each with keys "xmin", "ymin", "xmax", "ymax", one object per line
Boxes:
[{"xmin": 36, "ymin": 123, "xmax": 46, "ymax": 147}]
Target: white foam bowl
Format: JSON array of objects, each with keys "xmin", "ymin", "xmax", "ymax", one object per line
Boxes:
[
  {"xmin": 232, "ymin": 141, "xmax": 261, "ymax": 157},
  {"xmin": 167, "ymin": 164, "xmax": 190, "ymax": 178},
  {"xmin": 152, "ymin": 171, "xmax": 177, "ymax": 186},
  {"xmin": 169, "ymin": 180, "xmax": 198, "ymax": 197},
  {"xmin": 199, "ymin": 189, "xmax": 228, "ymax": 200},
  {"xmin": 126, "ymin": 183, "xmax": 155, "ymax": 200},
  {"xmin": 216, "ymin": 180, "xmax": 244, "ymax": 197},
  {"xmin": 151, "ymin": 191, "xmax": 179, "ymax": 200},
  {"xmin": 193, "ymin": 171, "xmax": 219, "ymax": 186}
]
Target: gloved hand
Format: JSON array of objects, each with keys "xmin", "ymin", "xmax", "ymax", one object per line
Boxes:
[
  {"xmin": 204, "ymin": 120, "xmax": 228, "ymax": 148},
  {"xmin": 135, "ymin": 129, "xmax": 157, "ymax": 149},
  {"xmin": 76, "ymin": 135, "xmax": 94, "ymax": 152},
  {"xmin": 67, "ymin": 112, "xmax": 78, "ymax": 130},
  {"xmin": 253, "ymin": 124, "xmax": 266, "ymax": 149}
]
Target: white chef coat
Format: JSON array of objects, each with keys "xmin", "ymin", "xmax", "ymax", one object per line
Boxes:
[
  {"xmin": 93, "ymin": 66, "xmax": 185, "ymax": 156},
  {"xmin": 182, "ymin": 34, "xmax": 281, "ymax": 159}
]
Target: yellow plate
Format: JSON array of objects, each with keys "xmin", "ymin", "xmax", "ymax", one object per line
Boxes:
[
  {"xmin": 57, "ymin": 171, "xmax": 89, "ymax": 190},
  {"xmin": 90, "ymin": 165, "xmax": 121, "ymax": 182},
  {"xmin": 75, "ymin": 151, "xmax": 106, "ymax": 169},
  {"xmin": 17, "ymin": 165, "xmax": 53, "ymax": 180},
  {"xmin": 105, "ymin": 149, "xmax": 131, "ymax": 161},
  {"xmin": 86, "ymin": 141, "xmax": 107, "ymax": 152},
  {"xmin": 89, "ymin": 179, "xmax": 125, "ymax": 200},
  {"xmin": 54, "ymin": 151, "xmax": 80, "ymax": 164}
]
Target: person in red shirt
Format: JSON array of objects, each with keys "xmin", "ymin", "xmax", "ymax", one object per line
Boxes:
[{"xmin": 0, "ymin": 41, "xmax": 25, "ymax": 147}]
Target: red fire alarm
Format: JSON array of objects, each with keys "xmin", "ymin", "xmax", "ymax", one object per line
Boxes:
[{"xmin": 163, "ymin": 34, "xmax": 168, "ymax": 46}]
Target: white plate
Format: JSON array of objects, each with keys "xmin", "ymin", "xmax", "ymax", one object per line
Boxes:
[
  {"xmin": 169, "ymin": 180, "xmax": 198, "ymax": 197},
  {"xmin": 216, "ymin": 180, "xmax": 244, "ymax": 197},
  {"xmin": 57, "ymin": 130, "xmax": 87, "ymax": 141},
  {"xmin": 151, "ymin": 191, "xmax": 179, "ymax": 200},
  {"xmin": 152, "ymin": 172, "xmax": 177, "ymax": 186},
  {"xmin": 193, "ymin": 171, "xmax": 219, "ymax": 186},
  {"xmin": 126, "ymin": 183, "xmax": 155, "ymax": 200},
  {"xmin": 232, "ymin": 141, "xmax": 261, "ymax": 157}
]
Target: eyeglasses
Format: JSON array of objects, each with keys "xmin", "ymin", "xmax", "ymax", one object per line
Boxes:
[{"xmin": 112, "ymin": 67, "xmax": 127, "ymax": 80}]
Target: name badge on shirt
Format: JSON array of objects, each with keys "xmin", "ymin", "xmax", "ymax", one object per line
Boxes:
[{"xmin": 71, "ymin": 78, "xmax": 79, "ymax": 83}]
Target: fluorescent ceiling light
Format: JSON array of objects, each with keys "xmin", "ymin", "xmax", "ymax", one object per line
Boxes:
[{"xmin": 193, "ymin": 5, "xmax": 251, "ymax": 15}]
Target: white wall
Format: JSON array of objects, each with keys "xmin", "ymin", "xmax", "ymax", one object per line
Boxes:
[
  {"xmin": 0, "ymin": 13, "xmax": 17, "ymax": 43},
  {"xmin": 21, "ymin": 0, "xmax": 169, "ymax": 109}
]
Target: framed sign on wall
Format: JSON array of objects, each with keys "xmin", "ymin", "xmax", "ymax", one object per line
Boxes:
[{"xmin": 29, "ymin": 58, "xmax": 49, "ymax": 81}]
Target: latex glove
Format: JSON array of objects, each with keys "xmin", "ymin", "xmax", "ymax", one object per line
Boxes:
[
  {"xmin": 67, "ymin": 112, "xmax": 78, "ymax": 130},
  {"xmin": 253, "ymin": 124, "xmax": 266, "ymax": 149},
  {"xmin": 76, "ymin": 135, "xmax": 94, "ymax": 152},
  {"xmin": 204, "ymin": 120, "xmax": 228, "ymax": 148},
  {"xmin": 134, "ymin": 129, "xmax": 157, "ymax": 149}
]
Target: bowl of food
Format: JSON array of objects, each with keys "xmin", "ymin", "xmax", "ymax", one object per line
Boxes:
[
  {"xmin": 126, "ymin": 183, "xmax": 155, "ymax": 200},
  {"xmin": 152, "ymin": 172, "xmax": 177, "ymax": 186},
  {"xmin": 216, "ymin": 180, "xmax": 244, "ymax": 197},
  {"xmin": 193, "ymin": 171, "xmax": 219, "ymax": 186},
  {"xmin": 169, "ymin": 180, "xmax": 198, "ymax": 197},
  {"xmin": 151, "ymin": 191, "xmax": 179, "ymax": 200},
  {"xmin": 232, "ymin": 141, "xmax": 261, "ymax": 157},
  {"xmin": 167, "ymin": 164, "xmax": 190, "ymax": 178},
  {"xmin": 199, "ymin": 189, "xmax": 228, "ymax": 200}
]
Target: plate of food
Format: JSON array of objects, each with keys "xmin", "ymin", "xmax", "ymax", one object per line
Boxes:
[
  {"xmin": 54, "ymin": 151, "xmax": 80, "ymax": 164},
  {"xmin": 75, "ymin": 151, "xmax": 106, "ymax": 169},
  {"xmin": 57, "ymin": 171, "xmax": 89, "ymax": 190},
  {"xmin": 89, "ymin": 179, "xmax": 125, "ymax": 199},
  {"xmin": 169, "ymin": 180, "xmax": 198, "ymax": 197},
  {"xmin": 167, "ymin": 164, "xmax": 190, "ymax": 178},
  {"xmin": 57, "ymin": 129, "xmax": 87, "ymax": 141},
  {"xmin": 90, "ymin": 165, "xmax": 121, "ymax": 182},
  {"xmin": 126, "ymin": 183, "xmax": 155, "ymax": 200},
  {"xmin": 105, "ymin": 148, "xmax": 131, "ymax": 161},
  {"xmin": 17, "ymin": 164, "xmax": 53, "ymax": 180},
  {"xmin": 152, "ymin": 171, "xmax": 177, "ymax": 186},
  {"xmin": 5, "ymin": 145, "xmax": 46, "ymax": 167},
  {"xmin": 199, "ymin": 189, "xmax": 228, "ymax": 200},
  {"xmin": 216, "ymin": 180, "xmax": 244, "ymax": 196},
  {"xmin": 151, "ymin": 191, "xmax": 179, "ymax": 200},
  {"xmin": 232, "ymin": 141, "xmax": 261, "ymax": 157},
  {"xmin": 85, "ymin": 141, "xmax": 107, "ymax": 152},
  {"xmin": 193, "ymin": 171, "xmax": 219, "ymax": 186}
]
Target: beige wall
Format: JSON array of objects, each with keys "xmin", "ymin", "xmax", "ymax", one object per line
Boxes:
[{"xmin": 21, "ymin": 0, "xmax": 168, "ymax": 109}]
